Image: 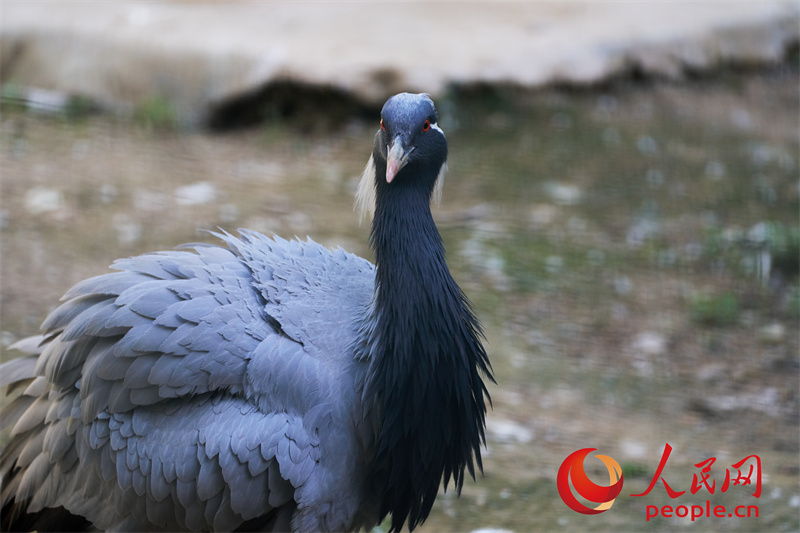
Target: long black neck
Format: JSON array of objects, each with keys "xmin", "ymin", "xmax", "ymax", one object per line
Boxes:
[{"xmin": 365, "ymin": 156, "xmax": 492, "ymax": 532}]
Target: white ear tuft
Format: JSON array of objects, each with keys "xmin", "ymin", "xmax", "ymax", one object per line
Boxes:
[
  {"xmin": 433, "ymin": 162, "xmax": 447, "ymax": 206},
  {"xmin": 354, "ymin": 154, "xmax": 376, "ymax": 224}
]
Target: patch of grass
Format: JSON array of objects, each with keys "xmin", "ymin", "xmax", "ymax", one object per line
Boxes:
[
  {"xmin": 689, "ymin": 292, "xmax": 740, "ymax": 327},
  {"xmin": 0, "ymin": 82, "xmax": 93, "ymax": 123},
  {"xmin": 702, "ymin": 221, "xmax": 800, "ymax": 283},
  {"xmin": 136, "ymin": 95, "xmax": 179, "ymax": 131},
  {"xmin": 0, "ymin": 82, "xmax": 26, "ymax": 113},
  {"xmin": 764, "ymin": 221, "xmax": 800, "ymax": 279},
  {"xmin": 785, "ymin": 284, "xmax": 800, "ymax": 319},
  {"xmin": 61, "ymin": 95, "xmax": 94, "ymax": 123},
  {"xmin": 621, "ymin": 462, "xmax": 649, "ymax": 478}
]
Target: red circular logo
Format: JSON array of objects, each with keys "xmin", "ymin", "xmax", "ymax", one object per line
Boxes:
[{"xmin": 557, "ymin": 448, "xmax": 624, "ymax": 514}]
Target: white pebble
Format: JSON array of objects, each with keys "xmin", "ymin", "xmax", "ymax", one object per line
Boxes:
[
  {"xmin": 24, "ymin": 187, "xmax": 64, "ymax": 214},
  {"xmin": 174, "ymin": 181, "xmax": 216, "ymax": 206}
]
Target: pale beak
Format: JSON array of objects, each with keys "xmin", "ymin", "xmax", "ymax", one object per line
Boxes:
[{"xmin": 385, "ymin": 137, "xmax": 413, "ymax": 183}]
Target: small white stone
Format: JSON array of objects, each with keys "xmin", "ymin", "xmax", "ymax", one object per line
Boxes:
[
  {"xmin": 544, "ymin": 182, "xmax": 582, "ymax": 206},
  {"xmin": 637, "ymin": 135, "xmax": 658, "ymax": 155},
  {"xmin": 759, "ymin": 323, "xmax": 785, "ymax": 343},
  {"xmin": 620, "ymin": 440, "xmax": 648, "ymax": 459},
  {"xmin": 631, "ymin": 331, "xmax": 667, "ymax": 356},
  {"xmin": 545, "ymin": 255, "xmax": 564, "ymax": 274},
  {"xmin": 174, "ymin": 181, "xmax": 216, "ymax": 206},
  {"xmin": 613, "ymin": 276, "xmax": 633, "ymax": 295},
  {"xmin": 24, "ymin": 187, "xmax": 65, "ymax": 214},
  {"xmin": 486, "ymin": 418, "xmax": 533, "ymax": 444},
  {"xmin": 100, "ymin": 184, "xmax": 118, "ymax": 204}
]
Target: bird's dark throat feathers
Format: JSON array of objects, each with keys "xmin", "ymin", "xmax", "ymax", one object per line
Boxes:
[{"xmin": 364, "ymin": 149, "xmax": 493, "ymax": 532}]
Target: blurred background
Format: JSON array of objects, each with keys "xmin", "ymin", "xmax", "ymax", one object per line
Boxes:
[{"xmin": 1, "ymin": 2, "xmax": 798, "ymax": 531}]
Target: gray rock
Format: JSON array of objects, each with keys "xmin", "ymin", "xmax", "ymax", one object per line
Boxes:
[{"xmin": 1, "ymin": 3, "xmax": 796, "ymax": 126}]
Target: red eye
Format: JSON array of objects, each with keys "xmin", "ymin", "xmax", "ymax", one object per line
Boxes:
[
  {"xmin": 380, "ymin": 119, "xmax": 385, "ymax": 131},
  {"xmin": 422, "ymin": 119, "xmax": 431, "ymax": 132}
]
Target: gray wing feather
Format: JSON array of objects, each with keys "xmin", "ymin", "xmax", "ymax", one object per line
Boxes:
[
  {"xmin": 0, "ymin": 354, "xmax": 37, "ymax": 388},
  {"xmin": 40, "ymin": 294, "xmax": 108, "ymax": 334},
  {"xmin": 2, "ymin": 231, "xmax": 375, "ymax": 531},
  {"xmin": 11, "ymin": 396, "xmax": 49, "ymax": 436},
  {"xmin": 1, "ymin": 396, "xmax": 34, "ymax": 433},
  {"xmin": 219, "ymin": 231, "xmax": 375, "ymax": 359}
]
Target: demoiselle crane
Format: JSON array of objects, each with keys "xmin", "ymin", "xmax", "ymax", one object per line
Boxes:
[{"xmin": 0, "ymin": 93, "xmax": 493, "ymax": 532}]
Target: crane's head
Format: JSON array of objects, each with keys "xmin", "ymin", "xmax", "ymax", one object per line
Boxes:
[
  {"xmin": 355, "ymin": 93, "xmax": 448, "ymax": 222},
  {"xmin": 377, "ymin": 93, "xmax": 448, "ymax": 184}
]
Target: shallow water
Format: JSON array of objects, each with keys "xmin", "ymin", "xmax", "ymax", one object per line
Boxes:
[{"xmin": 1, "ymin": 71, "xmax": 798, "ymax": 532}]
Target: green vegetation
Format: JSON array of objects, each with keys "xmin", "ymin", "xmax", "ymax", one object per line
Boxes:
[
  {"xmin": 135, "ymin": 94, "xmax": 179, "ymax": 131},
  {"xmin": 690, "ymin": 292, "xmax": 741, "ymax": 327}
]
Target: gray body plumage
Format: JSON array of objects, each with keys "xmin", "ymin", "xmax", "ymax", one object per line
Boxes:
[{"xmin": 2, "ymin": 231, "xmax": 381, "ymax": 532}]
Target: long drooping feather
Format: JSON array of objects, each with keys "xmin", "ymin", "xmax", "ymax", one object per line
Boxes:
[{"xmin": 363, "ymin": 130, "xmax": 492, "ymax": 532}]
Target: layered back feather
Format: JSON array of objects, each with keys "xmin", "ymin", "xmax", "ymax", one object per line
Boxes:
[{"xmin": 1, "ymin": 232, "xmax": 381, "ymax": 532}]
